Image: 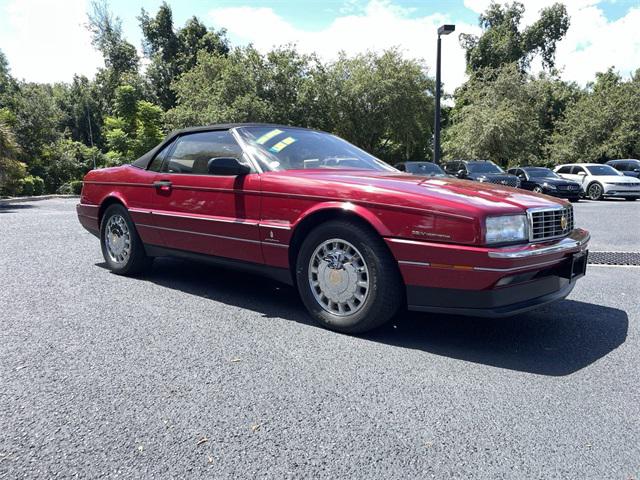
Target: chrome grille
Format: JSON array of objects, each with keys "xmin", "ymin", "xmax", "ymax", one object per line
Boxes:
[
  {"xmin": 528, "ymin": 206, "xmax": 574, "ymax": 242},
  {"xmin": 557, "ymin": 185, "xmax": 579, "ymax": 191},
  {"xmin": 485, "ymin": 176, "xmax": 519, "ymax": 188}
]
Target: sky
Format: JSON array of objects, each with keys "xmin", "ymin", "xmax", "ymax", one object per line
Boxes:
[{"xmin": 0, "ymin": 0, "xmax": 639, "ymax": 93}]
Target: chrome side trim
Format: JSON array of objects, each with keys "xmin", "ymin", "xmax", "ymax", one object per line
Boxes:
[
  {"xmin": 144, "ymin": 209, "xmax": 260, "ymax": 226},
  {"xmin": 488, "ymin": 232, "xmax": 590, "ymax": 259},
  {"xmin": 398, "ymin": 260, "xmax": 431, "ymax": 267},
  {"xmin": 259, "ymin": 223, "xmax": 292, "ymax": 230},
  {"xmin": 136, "ymin": 223, "xmax": 262, "ymax": 244}
]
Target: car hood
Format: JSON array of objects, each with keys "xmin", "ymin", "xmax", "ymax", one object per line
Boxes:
[
  {"xmin": 534, "ymin": 177, "xmax": 580, "ymax": 186},
  {"xmin": 468, "ymin": 172, "xmax": 515, "ymax": 179},
  {"xmin": 270, "ymin": 170, "xmax": 565, "ymax": 216}
]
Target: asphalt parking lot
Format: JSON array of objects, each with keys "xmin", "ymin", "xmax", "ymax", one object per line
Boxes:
[{"xmin": 1, "ymin": 198, "xmax": 638, "ymax": 479}]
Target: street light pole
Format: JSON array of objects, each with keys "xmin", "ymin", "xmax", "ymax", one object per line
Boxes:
[{"xmin": 433, "ymin": 24, "xmax": 455, "ymax": 165}]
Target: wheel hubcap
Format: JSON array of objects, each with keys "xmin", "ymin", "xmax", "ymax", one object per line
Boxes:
[
  {"xmin": 105, "ymin": 214, "xmax": 131, "ymax": 264},
  {"xmin": 590, "ymin": 185, "xmax": 601, "ymax": 199},
  {"xmin": 308, "ymin": 239, "xmax": 369, "ymax": 316}
]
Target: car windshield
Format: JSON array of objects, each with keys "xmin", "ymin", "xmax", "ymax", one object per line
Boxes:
[
  {"xmin": 405, "ymin": 162, "xmax": 445, "ymax": 175},
  {"xmin": 467, "ymin": 162, "xmax": 504, "ymax": 173},
  {"xmin": 235, "ymin": 126, "xmax": 396, "ymax": 172},
  {"xmin": 526, "ymin": 168, "xmax": 559, "ymax": 178},
  {"xmin": 586, "ymin": 165, "xmax": 621, "ymax": 176}
]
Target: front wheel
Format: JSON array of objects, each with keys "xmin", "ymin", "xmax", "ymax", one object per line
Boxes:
[
  {"xmin": 587, "ymin": 182, "xmax": 604, "ymax": 200},
  {"xmin": 533, "ymin": 186, "xmax": 544, "ymax": 194},
  {"xmin": 625, "ymin": 197, "xmax": 638, "ymax": 201},
  {"xmin": 100, "ymin": 204, "xmax": 152, "ymax": 275},
  {"xmin": 296, "ymin": 220, "xmax": 403, "ymax": 334}
]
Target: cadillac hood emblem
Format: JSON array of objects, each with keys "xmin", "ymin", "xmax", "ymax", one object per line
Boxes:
[{"xmin": 560, "ymin": 215, "xmax": 568, "ymax": 230}]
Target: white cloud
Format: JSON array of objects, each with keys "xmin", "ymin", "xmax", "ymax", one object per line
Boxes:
[
  {"xmin": 209, "ymin": 0, "xmax": 480, "ymax": 93},
  {"xmin": 464, "ymin": 0, "xmax": 640, "ymax": 84},
  {"xmin": 0, "ymin": 0, "xmax": 103, "ymax": 83}
]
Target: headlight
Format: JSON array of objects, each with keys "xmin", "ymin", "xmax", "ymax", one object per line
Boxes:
[
  {"xmin": 543, "ymin": 182, "xmax": 556, "ymax": 190},
  {"xmin": 485, "ymin": 215, "xmax": 528, "ymax": 244}
]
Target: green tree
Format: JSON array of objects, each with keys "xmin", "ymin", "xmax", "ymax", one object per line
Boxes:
[
  {"xmin": 443, "ymin": 64, "xmax": 544, "ymax": 167},
  {"xmin": 104, "ymin": 85, "xmax": 164, "ymax": 164},
  {"xmin": 87, "ymin": 0, "xmax": 139, "ymax": 77},
  {"xmin": 460, "ymin": 2, "xmax": 569, "ymax": 73},
  {"xmin": 87, "ymin": 0, "xmax": 143, "ymax": 114},
  {"xmin": 54, "ymin": 76, "xmax": 104, "ymax": 148},
  {"xmin": 139, "ymin": 2, "xmax": 229, "ymax": 109},
  {"xmin": 551, "ymin": 68, "xmax": 640, "ymax": 163},
  {"xmin": 169, "ymin": 46, "xmax": 434, "ymax": 163},
  {"xmin": 40, "ymin": 139, "xmax": 107, "ymax": 193},
  {"xmin": 318, "ymin": 49, "xmax": 434, "ymax": 161},
  {"xmin": 0, "ymin": 115, "xmax": 27, "ymax": 196},
  {"xmin": 12, "ymin": 83, "xmax": 63, "ymax": 169}
]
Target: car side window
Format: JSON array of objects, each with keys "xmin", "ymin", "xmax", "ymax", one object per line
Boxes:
[
  {"xmin": 396, "ymin": 163, "xmax": 406, "ymax": 171},
  {"xmin": 557, "ymin": 166, "xmax": 571, "ymax": 174},
  {"xmin": 571, "ymin": 166, "xmax": 585, "ymax": 175},
  {"xmin": 148, "ymin": 141, "xmax": 173, "ymax": 172},
  {"xmin": 162, "ymin": 130, "xmax": 246, "ymax": 175}
]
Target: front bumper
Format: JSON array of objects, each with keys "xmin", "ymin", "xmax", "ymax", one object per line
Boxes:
[
  {"xmin": 387, "ymin": 229, "xmax": 590, "ymax": 317},
  {"xmin": 544, "ymin": 188, "xmax": 581, "ymax": 200},
  {"xmin": 602, "ymin": 184, "xmax": 640, "ymax": 197}
]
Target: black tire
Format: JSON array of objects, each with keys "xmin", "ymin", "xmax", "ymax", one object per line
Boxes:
[
  {"xmin": 295, "ymin": 219, "xmax": 404, "ymax": 334},
  {"xmin": 587, "ymin": 182, "xmax": 604, "ymax": 201},
  {"xmin": 625, "ymin": 197, "xmax": 638, "ymax": 201},
  {"xmin": 100, "ymin": 204, "xmax": 152, "ymax": 275},
  {"xmin": 533, "ymin": 186, "xmax": 544, "ymax": 194}
]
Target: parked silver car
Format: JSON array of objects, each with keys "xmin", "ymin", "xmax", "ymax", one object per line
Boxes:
[{"xmin": 554, "ymin": 163, "xmax": 640, "ymax": 200}]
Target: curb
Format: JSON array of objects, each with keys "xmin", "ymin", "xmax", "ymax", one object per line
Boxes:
[{"xmin": 0, "ymin": 195, "xmax": 80, "ymax": 206}]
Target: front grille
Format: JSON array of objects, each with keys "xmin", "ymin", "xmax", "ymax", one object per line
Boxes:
[
  {"xmin": 485, "ymin": 176, "xmax": 519, "ymax": 187},
  {"xmin": 557, "ymin": 185, "xmax": 580, "ymax": 191},
  {"xmin": 528, "ymin": 206, "xmax": 574, "ymax": 242}
]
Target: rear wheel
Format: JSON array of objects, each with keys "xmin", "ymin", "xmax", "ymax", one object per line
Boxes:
[
  {"xmin": 100, "ymin": 204, "xmax": 152, "ymax": 275},
  {"xmin": 587, "ymin": 182, "xmax": 604, "ymax": 200},
  {"xmin": 296, "ymin": 220, "xmax": 403, "ymax": 334}
]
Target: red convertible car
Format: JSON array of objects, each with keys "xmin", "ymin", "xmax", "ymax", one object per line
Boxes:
[{"xmin": 77, "ymin": 124, "xmax": 590, "ymax": 333}]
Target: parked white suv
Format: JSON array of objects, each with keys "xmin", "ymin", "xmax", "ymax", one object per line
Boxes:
[{"xmin": 554, "ymin": 163, "xmax": 640, "ymax": 201}]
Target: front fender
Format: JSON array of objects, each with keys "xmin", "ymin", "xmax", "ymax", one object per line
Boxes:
[{"xmin": 293, "ymin": 201, "xmax": 392, "ymax": 237}]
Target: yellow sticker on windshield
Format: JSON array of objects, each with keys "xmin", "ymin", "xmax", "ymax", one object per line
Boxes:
[
  {"xmin": 256, "ymin": 129, "xmax": 283, "ymax": 145},
  {"xmin": 269, "ymin": 136, "xmax": 296, "ymax": 153}
]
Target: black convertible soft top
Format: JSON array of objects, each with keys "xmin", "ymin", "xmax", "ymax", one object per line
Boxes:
[{"xmin": 131, "ymin": 122, "xmax": 302, "ymax": 170}]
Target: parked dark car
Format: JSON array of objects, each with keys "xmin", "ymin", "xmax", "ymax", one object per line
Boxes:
[
  {"xmin": 507, "ymin": 166, "xmax": 582, "ymax": 201},
  {"xmin": 443, "ymin": 160, "xmax": 520, "ymax": 187},
  {"xmin": 606, "ymin": 159, "xmax": 640, "ymax": 178},
  {"xmin": 396, "ymin": 161, "xmax": 448, "ymax": 177}
]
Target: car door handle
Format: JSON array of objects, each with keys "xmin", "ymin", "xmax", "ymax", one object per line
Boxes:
[{"xmin": 153, "ymin": 180, "xmax": 172, "ymax": 191}]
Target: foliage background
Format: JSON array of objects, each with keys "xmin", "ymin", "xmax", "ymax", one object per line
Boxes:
[{"xmin": 0, "ymin": 1, "xmax": 638, "ymax": 196}]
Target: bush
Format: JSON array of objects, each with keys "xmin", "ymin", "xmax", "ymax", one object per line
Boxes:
[
  {"xmin": 18, "ymin": 175, "xmax": 45, "ymax": 196},
  {"xmin": 71, "ymin": 180, "xmax": 83, "ymax": 194},
  {"xmin": 0, "ymin": 158, "xmax": 27, "ymax": 196},
  {"xmin": 56, "ymin": 180, "xmax": 83, "ymax": 195},
  {"xmin": 19, "ymin": 176, "xmax": 35, "ymax": 196},
  {"xmin": 32, "ymin": 176, "xmax": 44, "ymax": 195}
]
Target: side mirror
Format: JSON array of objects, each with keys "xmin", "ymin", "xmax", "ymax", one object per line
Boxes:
[
  {"xmin": 457, "ymin": 169, "xmax": 466, "ymax": 178},
  {"xmin": 577, "ymin": 171, "xmax": 586, "ymax": 176},
  {"xmin": 634, "ymin": 168, "xmax": 640, "ymax": 173},
  {"xmin": 207, "ymin": 157, "xmax": 251, "ymax": 176}
]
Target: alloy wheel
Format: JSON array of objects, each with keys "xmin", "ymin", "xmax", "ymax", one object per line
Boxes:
[
  {"xmin": 104, "ymin": 214, "xmax": 132, "ymax": 264},
  {"xmin": 308, "ymin": 238, "xmax": 370, "ymax": 316}
]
